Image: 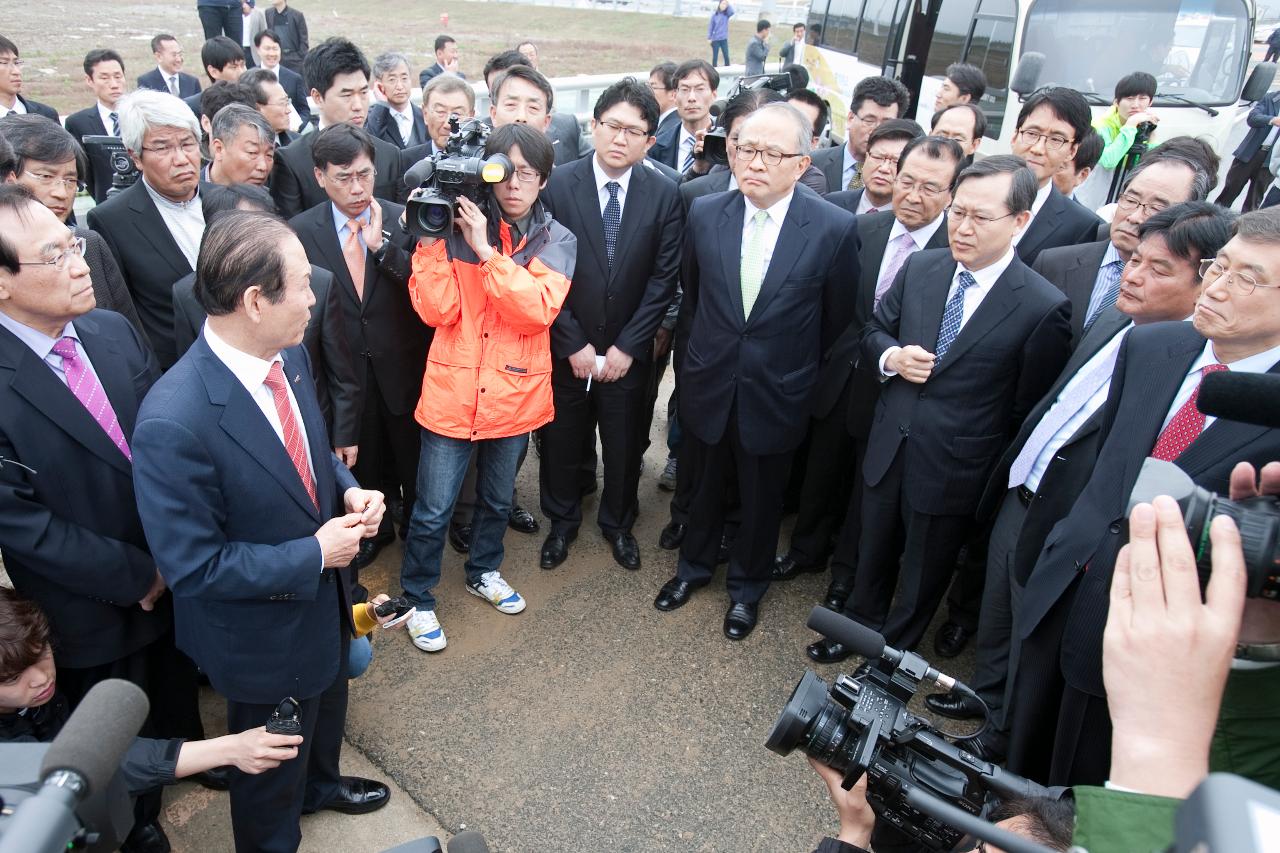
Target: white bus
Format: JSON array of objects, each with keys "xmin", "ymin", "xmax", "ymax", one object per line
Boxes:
[{"xmin": 799, "ymin": 0, "xmax": 1275, "ymax": 159}]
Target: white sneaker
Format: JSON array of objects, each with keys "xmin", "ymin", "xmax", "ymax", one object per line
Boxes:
[
  {"xmin": 406, "ymin": 609, "xmax": 447, "ymax": 652},
  {"xmin": 466, "ymin": 571, "xmax": 526, "ymax": 614}
]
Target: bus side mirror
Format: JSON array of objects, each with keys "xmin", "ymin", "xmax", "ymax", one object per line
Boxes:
[
  {"xmin": 1241, "ymin": 62, "xmax": 1276, "ymax": 103},
  {"xmin": 1010, "ymin": 52, "xmax": 1046, "ymax": 100}
]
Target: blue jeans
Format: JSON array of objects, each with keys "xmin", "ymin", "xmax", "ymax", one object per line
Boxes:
[
  {"xmin": 711, "ymin": 39, "xmax": 730, "ymax": 66},
  {"xmin": 400, "ymin": 429, "xmax": 527, "ymax": 610}
]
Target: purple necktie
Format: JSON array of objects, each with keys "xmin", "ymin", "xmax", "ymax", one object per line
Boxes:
[
  {"xmin": 51, "ymin": 337, "xmax": 131, "ymax": 460},
  {"xmin": 874, "ymin": 231, "xmax": 916, "ymax": 309}
]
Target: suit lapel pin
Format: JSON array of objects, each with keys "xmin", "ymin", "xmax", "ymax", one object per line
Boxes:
[{"xmin": 293, "ymin": 373, "xmax": 301, "ymax": 384}]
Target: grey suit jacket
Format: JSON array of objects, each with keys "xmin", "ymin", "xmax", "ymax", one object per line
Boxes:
[{"xmin": 810, "ymin": 144, "xmax": 847, "ymax": 193}]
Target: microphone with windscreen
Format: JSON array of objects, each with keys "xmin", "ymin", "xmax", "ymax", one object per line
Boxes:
[
  {"xmin": 1197, "ymin": 370, "xmax": 1280, "ymax": 429},
  {"xmin": 0, "ymin": 679, "xmax": 148, "ymax": 853},
  {"xmin": 447, "ymin": 830, "xmax": 491, "ymax": 853}
]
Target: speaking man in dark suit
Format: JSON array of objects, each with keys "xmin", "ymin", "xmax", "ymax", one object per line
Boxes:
[
  {"xmin": 809, "ymin": 76, "xmax": 910, "ymax": 194},
  {"xmin": 133, "ymin": 211, "xmax": 391, "ymax": 852},
  {"xmin": 366, "ymin": 52, "xmax": 427, "ymax": 150},
  {"xmin": 539, "ymin": 79, "xmax": 682, "ymax": 572},
  {"xmin": 291, "ymin": 124, "xmax": 427, "ymax": 570},
  {"xmin": 87, "ymin": 89, "xmax": 206, "ymax": 369},
  {"xmin": 781, "ymin": 136, "xmax": 961, "ymax": 632},
  {"xmin": 271, "ymin": 38, "xmax": 404, "ymax": 220},
  {"xmin": 419, "ymin": 35, "xmax": 463, "ymax": 87},
  {"xmin": 838, "ymin": 156, "xmax": 1071, "ymax": 657},
  {"xmin": 1008, "ymin": 88, "xmax": 1103, "ymax": 267},
  {"xmin": 64, "ymin": 49, "xmax": 128, "ymax": 204},
  {"xmin": 1006, "ymin": 209, "xmax": 1280, "ymax": 787},
  {"xmin": 1217, "ymin": 88, "xmax": 1280, "ymax": 211},
  {"xmin": 927, "ymin": 204, "xmax": 1234, "ymax": 753},
  {"xmin": 0, "ymin": 184, "xmax": 201, "ymax": 852},
  {"xmin": 137, "ymin": 35, "xmax": 202, "ymax": 98},
  {"xmin": 0, "ymin": 36, "xmax": 57, "ymax": 122},
  {"xmin": 653, "ymin": 103, "xmax": 860, "ymax": 640}
]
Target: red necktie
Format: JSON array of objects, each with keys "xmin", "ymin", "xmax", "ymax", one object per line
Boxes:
[
  {"xmin": 263, "ymin": 361, "xmax": 318, "ymax": 510},
  {"xmin": 1150, "ymin": 363, "xmax": 1229, "ymax": 461}
]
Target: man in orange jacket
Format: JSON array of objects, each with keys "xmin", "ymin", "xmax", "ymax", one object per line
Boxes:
[{"xmin": 399, "ymin": 123, "xmax": 576, "ymax": 652}]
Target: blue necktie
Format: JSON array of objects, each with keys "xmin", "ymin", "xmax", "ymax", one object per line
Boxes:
[
  {"xmin": 1083, "ymin": 259, "xmax": 1125, "ymax": 333},
  {"xmin": 603, "ymin": 181, "xmax": 621, "ymax": 270},
  {"xmin": 934, "ymin": 271, "xmax": 978, "ymax": 360}
]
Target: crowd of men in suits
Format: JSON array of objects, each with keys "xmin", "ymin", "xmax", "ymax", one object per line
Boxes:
[{"xmin": 1, "ymin": 19, "xmax": 1279, "ymax": 853}]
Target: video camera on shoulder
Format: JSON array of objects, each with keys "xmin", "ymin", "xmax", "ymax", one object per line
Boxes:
[
  {"xmin": 403, "ymin": 117, "xmax": 514, "ymax": 239},
  {"xmin": 702, "ymin": 73, "xmax": 794, "ymax": 167},
  {"xmin": 767, "ymin": 608, "xmax": 1065, "ymax": 851}
]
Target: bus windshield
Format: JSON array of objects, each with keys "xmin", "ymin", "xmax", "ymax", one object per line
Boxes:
[{"xmin": 1022, "ymin": 0, "xmax": 1250, "ymax": 105}]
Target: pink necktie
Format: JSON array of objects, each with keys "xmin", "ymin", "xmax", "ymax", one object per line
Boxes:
[
  {"xmin": 874, "ymin": 232, "xmax": 916, "ymax": 308},
  {"xmin": 51, "ymin": 337, "xmax": 130, "ymax": 460},
  {"xmin": 1151, "ymin": 363, "xmax": 1229, "ymax": 461},
  {"xmin": 264, "ymin": 361, "xmax": 318, "ymax": 510}
]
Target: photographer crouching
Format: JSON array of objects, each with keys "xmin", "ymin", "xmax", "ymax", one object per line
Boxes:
[{"xmin": 398, "ymin": 123, "xmax": 576, "ymax": 653}]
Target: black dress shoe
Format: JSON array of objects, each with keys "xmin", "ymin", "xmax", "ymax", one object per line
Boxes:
[
  {"xmin": 822, "ymin": 582, "xmax": 853, "ymax": 612},
  {"xmin": 194, "ymin": 765, "xmax": 231, "ymax": 790},
  {"xmin": 654, "ymin": 576, "xmax": 704, "ymax": 611},
  {"xmin": 605, "ymin": 530, "xmax": 641, "ymax": 570},
  {"xmin": 771, "ymin": 553, "xmax": 825, "ymax": 581},
  {"xmin": 716, "ymin": 533, "xmax": 733, "ymax": 565},
  {"xmin": 924, "ymin": 688, "xmax": 986, "ymax": 720},
  {"xmin": 310, "ymin": 776, "xmax": 391, "ymax": 815},
  {"xmin": 508, "ymin": 505, "xmax": 540, "ymax": 534},
  {"xmin": 350, "ymin": 531, "xmax": 394, "ymax": 569},
  {"xmin": 933, "ymin": 621, "xmax": 973, "ymax": 658},
  {"xmin": 121, "ymin": 821, "xmax": 171, "ymax": 853},
  {"xmin": 658, "ymin": 521, "xmax": 686, "ymax": 550},
  {"xmin": 723, "ymin": 601, "xmax": 759, "ymax": 640},
  {"xmin": 806, "ymin": 638, "xmax": 855, "ymax": 664},
  {"xmin": 539, "ymin": 532, "xmax": 574, "ymax": 569},
  {"xmin": 448, "ymin": 522, "xmax": 472, "ymax": 554}
]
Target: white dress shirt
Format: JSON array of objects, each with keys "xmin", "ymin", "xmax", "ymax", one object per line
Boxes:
[
  {"xmin": 0, "ymin": 97, "xmax": 26, "ymax": 118},
  {"xmin": 390, "ymin": 103, "xmax": 417, "ymax": 143},
  {"xmin": 1012, "ymin": 182, "xmax": 1053, "ymax": 246},
  {"xmin": 157, "ymin": 67, "xmax": 181, "ymax": 95},
  {"xmin": 875, "ymin": 213, "xmax": 946, "ymax": 285},
  {"xmin": 741, "ymin": 190, "xmax": 795, "ymax": 281},
  {"xmin": 1161, "ymin": 339, "xmax": 1280, "ymax": 433},
  {"xmin": 97, "ymin": 102, "xmax": 120, "ymax": 135},
  {"xmin": 592, "ymin": 157, "xmax": 632, "ymax": 218},
  {"xmin": 0, "ymin": 313, "xmax": 105, "ymax": 392},
  {"xmin": 677, "ymin": 125, "xmax": 698, "ymax": 170},
  {"xmin": 142, "ymin": 179, "xmax": 204, "ymax": 269}
]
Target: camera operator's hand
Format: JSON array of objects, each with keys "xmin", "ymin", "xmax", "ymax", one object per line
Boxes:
[
  {"xmin": 568, "ymin": 343, "xmax": 598, "ymax": 380},
  {"xmin": 599, "ymin": 346, "xmax": 633, "ymax": 382},
  {"xmin": 1104, "ymin": 495, "xmax": 1245, "ymax": 798},
  {"xmin": 808, "ymin": 757, "xmax": 875, "ymax": 849},
  {"xmin": 455, "ymin": 195, "xmax": 494, "ymax": 263},
  {"xmin": 359, "ymin": 201, "xmax": 384, "ymax": 254},
  {"xmin": 1125, "ymin": 110, "xmax": 1160, "ymax": 128},
  {"xmin": 1229, "ymin": 460, "xmax": 1280, "ymax": 645}
]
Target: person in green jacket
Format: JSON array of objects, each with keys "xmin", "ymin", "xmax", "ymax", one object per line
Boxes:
[{"xmin": 1076, "ymin": 72, "xmax": 1161, "ymax": 209}]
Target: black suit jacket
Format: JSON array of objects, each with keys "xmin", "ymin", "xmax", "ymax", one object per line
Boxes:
[
  {"xmin": 273, "ymin": 64, "xmax": 312, "ymax": 128},
  {"xmin": 417, "ymin": 62, "xmax": 464, "ymax": 87},
  {"xmin": 0, "ymin": 310, "xmax": 167, "ymax": 668},
  {"xmin": 1016, "ymin": 186, "xmax": 1104, "ymax": 268},
  {"xmin": 271, "ymin": 130, "xmax": 405, "ymax": 219},
  {"xmin": 1019, "ymin": 321, "xmax": 1280, "ymax": 696},
  {"xmin": 810, "ymin": 144, "xmax": 847, "ymax": 193},
  {"xmin": 77, "ymin": 226, "xmax": 145, "ymax": 336},
  {"xmin": 365, "ymin": 102, "xmax": 427, "ymax": 149},
  {"xmin": 136, "ymin": 68, "xmax": 201, "ymax": 98},
  {"xmin": 825, "ymin": 188, "xmax": 865, "ymax": 216},
  {"xmin": 680, "ymin": 170, "xmax": 732, "ymax": 208},
  {"xmin": 647, "ymin": 116, "xmax": 682, "ymax": 170},
  {"xmin": 861, "ymin": 249, "xmax": 1072, "ymax": 516},
  {"xmin": 65, "ymin": 106, "xmax": 115, "ymax": 204},
  {"xmin": 171, "ymin": 264, "xmax": 363, "ymax": 447},
  {"xmin": 1031, "ymin": 239, "xmax": 1111, "ymax": 347},
  {"xmin": 15, "ymin": 95, "xmax": 59, "ymax": 122},
  {"xmin": 543, "ymin": 155, "xmax": 683, "ymax": 364},
  {"xmin": 549, "ymin": 113, "xmax": 586, "ymax": 167},
  {"xmin": 677, "ymin": 187, "xmax": 860, "ymax": 456},
  {"xmin": 86, "ymin": 180, "xmax": 195, "ymax": 369},
  {"xmin": 290, "ymin": 199, "xmax": 430, "ymax": 416}
]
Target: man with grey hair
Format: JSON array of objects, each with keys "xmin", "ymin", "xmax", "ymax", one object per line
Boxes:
[
  {"xmin": 365, "ymin": 51, "xmax": 426, "ymax": 149},
  {"xmin": 206, "ymin": 102, "xmax": 275, "ymax": 186},
  {"xmin": 653, "ymin": 102, "xmax": 860, "ymax": 640},
  {"xmin": 87, "ymin": 88, "xmax": 206, "ymax": 368},
  {"xmin": 811, "ymin": 155, "xmax": 1070, "ymax": 660}
]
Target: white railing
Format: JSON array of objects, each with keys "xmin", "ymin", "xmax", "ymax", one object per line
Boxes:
[
  {"xmin": 472, "ymin": 65, "xmax": 751, "ymax": 118},
  {"xmin": 491, "ymin": 0, "xmax": 810, "ymax": 22}
]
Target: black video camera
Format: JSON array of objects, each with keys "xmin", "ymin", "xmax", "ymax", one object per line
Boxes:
[
  {"xmin": 403, "ymin": 116, "xmax": 513, "ymax": 238},
  {"xmin": 767, "ymin": 608, "xmax": 1062, "ymax": 851},
  {"xmin": 81, "ymin": 135, "xmax": 140, "ymax": 200},
  {"xmin": 702, "ymin": 73, "xmax": 795, "ymax": 167}
]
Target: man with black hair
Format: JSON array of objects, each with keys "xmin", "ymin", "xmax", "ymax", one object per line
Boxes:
[
  {"xmin": 538, "ymin": 78, "xmax": 683, "ymax": 572},
  {"xmin": 271, "ymin": 37, "xmax": 404, "ymax": 219},
  {"xmin": 263, "ymin": 0, "xmax": 308, "ymax": 74},
  {"xmin": 931, "ymin": 102, "xmax": 985, "ymax": 161},
  {"xmin": 242, "ymin": 65, "xmax": 298, "ymax": 146},
  {"xmin": 64, "ymin": 49, "xmax": 128, "ymax": 203},
  {"xmin": 787, "ymin": 88, "xmax": 830, "ymax": 144},
  {"xmin": 648, "ymin": 62, "xmax": 679, "ymax": 137},
  {"xmin": 420, "ymin": 34, "xmax": 464, "ymax": 86},
  {"xmin": 1009, "ymin": 86, "xmax": 1104, "ymax": 266},
  {"xmin": 0, "ymin": 35, "xmax": 58, "ymax": 122},
  {"xmin": 810, "ymin": 75, "xmax": 910, "ymax": 193},
  {"xmin": 745, "ymin": 19, "xmax": 771, "ymax": 76},
  {"xmin": 1054, "ymin": 129, "xmax": 1104, "ymax": 201},
  {"xmin": 779, "ymin": 22, "xmax": 807, "ymax": 66},
  {"xmin": 195, "ymin": 80, "xmax": 260, "ymax": 138},
  {"xmin": 183, "ymin": 35, "xmax": 247, "ymax": 117},
  {"xmin": 138, "ymin": 34, "xmax": 201, "ymax": 98},
  {"xmin": 933, "ymin": 62, "xmax": 987, "ymax": 113},
  {"xmin": 291, "ymin": 124, "xmax": 425, "ymax": 571},
  {"xmin": 487, "ymin": 55, "xmax": 585, "ymax": 168},
  {"xmin": 826, "ymin": 118, "xmax": 923, "ymax": 215},
  {"xmin": 1075, "ymin": 71, "xmax": 1160, "ymax": 210},
  {"xmin": 255, "ymin": 29, "xmax": 311, "ymax": 126},
  {"xmin": 648, "ymin": 59, "xmax": 719, "ymax": 174}
]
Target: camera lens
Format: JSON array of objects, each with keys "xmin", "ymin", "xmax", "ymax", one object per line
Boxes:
[
  {"xmin": 766, "ymin": 670, "xmax": 856, "ymax": 771},
  {"xmin": 416, "ymin": 200, "xmax": 452, "ymax": 237}
]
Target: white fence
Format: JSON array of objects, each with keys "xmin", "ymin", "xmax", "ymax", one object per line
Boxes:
[
  {"xmin": 492, "ymin": 0, "xmax": 810, "ymax": 23},
  {"xmin": 470, "ymin": 65, "xmax": 751, "ymax": 117}
]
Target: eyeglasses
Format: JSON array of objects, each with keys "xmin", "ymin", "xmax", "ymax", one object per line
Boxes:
[
  {"xmin": 22, "ymin": 170, "xmax": 84, "ymax": 192},
  {"xmin": 1015, "ymin": 128, "xmax": 1073, "ymax": 151},
  {"xmin": 866, "ymin": 151, "xmax": 899, "ymax": 170},
  {"xmin": 894, "ymin": 176, "xmax": 949, "ymax": 198},
  {"xmin": 1199, "ymin": 259, "xmax": 1280, "ymax": 295},
  {"xmin": 1116, "ymin": 191, "xmax": 1167, "ymax": 217},
  {"xmin": 328, "ymin": 167, "xmax": 378, "ymax": 186},
  {"xmin": 267, "ymin": 96, "xmax": 291, "ymax": 108},
  {"xmin": 19, "ymin": 235, "xmax": 86, "ymax": 271},
  {"xmin": 598, "ymin": 119, "xmax": 649, "ymax": 141},
  {"xmin": 734, "ymin": 146, "xmax": 805, "ymax": 167},
  {"xmin": 851, "ymin": 113, "xmax": 886, "ymax": 130},
  {"xmin": 676, "ymin": 84, "xmax": 711, "ymax": 97},
  {"xmin": 0, "ymin": 58, "xmax": 26, "ymax": 69},
  {"xmin": 507, "ymin": 167, "xmax": 542, "ymax": 184},
  {"xmin": 948, "ymin": 207, "xmax": 1017, "ymax": 226},
  {"xmin": 140, "ymin": 139, "xmax": 200, "ymax": 158}
]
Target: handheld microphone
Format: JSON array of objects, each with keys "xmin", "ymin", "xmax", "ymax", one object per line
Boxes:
[
  {"xmin": 1197, "ymin": 370, "xmax": 1280, "ymax": 429},
  {"xmin": 447, "ymin": 830, "xmax": 491, "ymax": 853},
  {"xmin": 805, "ymin": 607, "xmax": 957, "ymax": 691}
]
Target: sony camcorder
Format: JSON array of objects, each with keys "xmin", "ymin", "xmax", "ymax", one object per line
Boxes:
[
  {"xmin": 702, "ymin": 73, "xmax": 795, "ymax": 167},
  {"xmin": 402, "ymin": 117, "xmax": 513, "ymax": 239}
]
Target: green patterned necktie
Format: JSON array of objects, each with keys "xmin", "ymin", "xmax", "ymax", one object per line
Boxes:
[
  {"xmin": 847, "ymin": 161, "xmax": 864, "ymax": 191},
  {"xmin": 741, "ymin": 209, "xmax": 769, "ymax": 320}
]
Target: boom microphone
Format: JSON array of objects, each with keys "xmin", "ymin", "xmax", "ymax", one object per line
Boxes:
[
  {"xmin": 1198, "ymin": 370, "xmax": 1280, "ymax": 429},
  {"xmin": 447, "ymin": 830, "xmax": 492, "ymax": 853},
  {"xmin": 805, "ymin": 606, "xmax": 957, "ymax": 691},
  {"xmin": 404, "ymin": 156, "xmax": 436, "ymax": 189}
]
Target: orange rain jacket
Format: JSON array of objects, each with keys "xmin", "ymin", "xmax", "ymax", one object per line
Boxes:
[{"xmin": 408, "ymin": 202, "xmax": 577, "ymax": 441}]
